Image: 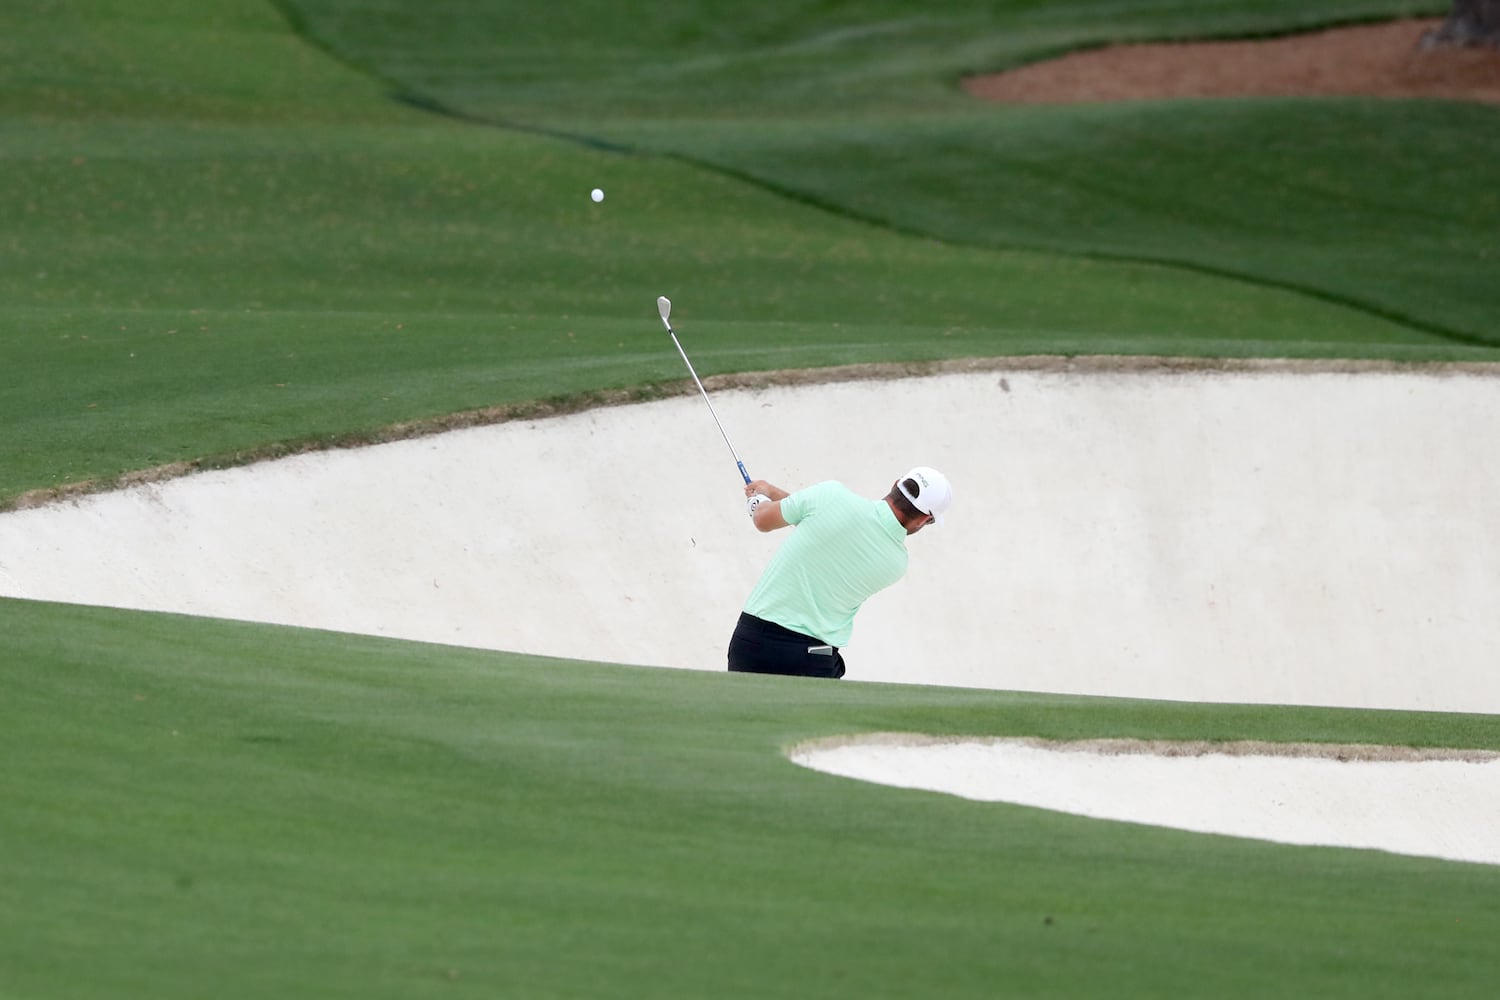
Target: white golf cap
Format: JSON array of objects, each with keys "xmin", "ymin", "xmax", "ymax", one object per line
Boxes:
[{"xmin": 897, "ymin": 466, "xmax": 953, "ymax": 525}]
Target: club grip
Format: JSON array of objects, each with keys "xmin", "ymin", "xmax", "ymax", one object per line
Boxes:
[{"xmin": 737, "ymin": 462, "xmax": 751, "ymax": 485}]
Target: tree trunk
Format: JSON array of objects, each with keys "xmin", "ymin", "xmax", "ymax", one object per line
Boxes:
[{"xmin": 1422, "ymin": 0, "xmax": 1500, "ymax": 49}]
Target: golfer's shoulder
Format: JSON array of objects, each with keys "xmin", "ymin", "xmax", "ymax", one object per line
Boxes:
[
  {"xmin": 782, "ymin": 480, "xmax": 848, "ymax": 523},
  {"xmin": 786, "ymin": 479, "xmax": 840, "ymax": 503},
  {"xmin": 794, "ymin": 480, "xmax": 855, "ymax": 508}
]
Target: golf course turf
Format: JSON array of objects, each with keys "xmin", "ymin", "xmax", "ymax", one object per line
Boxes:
[
  {"xmin": 4, "ymin": 1, "xmax": 1500, "ymax": 996},
  {"xmin": 8, "ymin": 599, "xmax": 1500, "ymax": 998}
]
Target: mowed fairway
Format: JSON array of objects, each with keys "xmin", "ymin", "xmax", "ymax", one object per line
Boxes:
[
  {"xmin": 4, "ymin": 1, "xmax": 1500, "ymax": 997},
  {"xmin": 8, "ymin": 600, "xmax": 1500, "ymax": 999}
]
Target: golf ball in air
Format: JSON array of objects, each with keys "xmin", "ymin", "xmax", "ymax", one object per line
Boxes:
[{"xmin": 590, "ymin": 188, "xmax": 604, "ymax": 203}]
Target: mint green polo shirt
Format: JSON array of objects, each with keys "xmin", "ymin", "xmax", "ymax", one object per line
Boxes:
[{"xmin": 743, "ymin": 481, "xmax": 909, "ymax": 647}]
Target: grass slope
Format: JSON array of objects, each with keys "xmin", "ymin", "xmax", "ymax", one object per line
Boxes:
[
  {"xmin": 3, "ymin": 3, "xmax": 1492, "ymax": 506},
  {"xmin": 7, "ymin": 599, "xmax": 1500, "ymax": 999},
  {"xmin": 645, "ymin": 99, "xmax": 1500, "ymax": 348},
  {"xmin": 13, "ymin": 113, "xmax": 1450, "ymax": 505},
  {"xmin": 280, "ymin": 0, "xmax": 1444, "ymax": 120},
  {"xmin": 284, "ymin": 0, "xmax": 1499, "ymax": 346},
  {"xmin": 7, "ymin": 3, "xmax": 1480, "ymax": 504}
]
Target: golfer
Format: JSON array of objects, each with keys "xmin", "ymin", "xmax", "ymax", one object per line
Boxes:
[{"xmin": 728, "ymin": 467, "xmax": 953, "ymax": 679}]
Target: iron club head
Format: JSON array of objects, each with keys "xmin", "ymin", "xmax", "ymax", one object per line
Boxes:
[{"xmin": 657, "ymin": 296, "xmax": 672, "ymax": 331}]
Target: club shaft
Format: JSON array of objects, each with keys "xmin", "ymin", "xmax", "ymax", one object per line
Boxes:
[{"xmin": 668, "ymin": 330, "xmax": 751, "ymax": 485}]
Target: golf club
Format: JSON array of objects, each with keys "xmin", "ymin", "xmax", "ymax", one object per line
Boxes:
[{"xmin": 658, "ymin": 296, "xmax": 751, "ymax": 485}]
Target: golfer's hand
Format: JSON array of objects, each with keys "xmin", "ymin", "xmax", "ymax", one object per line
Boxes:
[
  {"xmin": 746, "ymin": 492, "xmax": 772, "ymax": 518},
  {"xmin": 745, "ymin": 480, "xmax": 788, "ymax": 502}
]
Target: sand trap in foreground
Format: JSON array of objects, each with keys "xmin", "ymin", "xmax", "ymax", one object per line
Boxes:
[{"xmin": 793, "ymin": 735, "xmax": 1500, "ymax": 866}]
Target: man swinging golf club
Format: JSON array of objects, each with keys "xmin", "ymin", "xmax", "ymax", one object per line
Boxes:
[
  {"xmin": 728, "ymin": 467, "xmax": 953, "ymax": 679},
  {"xmin": 653, "ymin": 295, "xmax": 952, "ymax": 680}
]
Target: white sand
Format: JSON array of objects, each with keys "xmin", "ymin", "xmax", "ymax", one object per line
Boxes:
[
  {"xmin": 4, "ymin": 362, "xmax": 1498, "ymax": 862},
  {"xmin": 791, "ymin": 735, "xmax": 1500, "ymax": 866}
]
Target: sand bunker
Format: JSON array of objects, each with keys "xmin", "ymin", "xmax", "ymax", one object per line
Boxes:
[
  {"xmin": 3, "ymin": 360, "xmax": 1499, "ymax": 712},
  {"xmin": 792, "ymin": 734, "xmax": 1500, "ymax": 866}
]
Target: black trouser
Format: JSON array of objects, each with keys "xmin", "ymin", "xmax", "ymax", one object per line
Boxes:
[{"xmin": 727, "ymin": 613, "xmax": 845, "ymax": 679}]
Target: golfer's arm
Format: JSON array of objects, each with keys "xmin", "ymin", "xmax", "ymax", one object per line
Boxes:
[
  {"xmin": 752, "ymin": 500, "xmax": 790, "ymax": 532},
  {"xmin": 745, "ymin": 479, "xmax": 791, "ymax": 531}
]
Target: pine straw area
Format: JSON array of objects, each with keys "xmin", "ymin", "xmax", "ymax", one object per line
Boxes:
[{"xmin": 964, "ymin": 19, "xmax": 1500, "ymax": 105}]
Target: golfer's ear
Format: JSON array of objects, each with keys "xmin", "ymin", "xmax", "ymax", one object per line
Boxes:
[{"xmin": 753, "ymin": 500, "xmax": 788, "ymax": 532}]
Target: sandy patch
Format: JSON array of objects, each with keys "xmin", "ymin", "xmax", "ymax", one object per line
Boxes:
[
  {"xmin": 964, "ymin": 19, "xmax": 1500, "ymax": 105},
  {"xmin": 791, "ymin": 734, "xmax": 1500, "ymax": 866},
  {"xmin": 2, "ymin": 360, "xmax": 1499, "ymax": 713}
]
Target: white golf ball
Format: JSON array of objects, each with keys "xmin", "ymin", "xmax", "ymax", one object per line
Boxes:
[{"xmin": 590, "ymin": 188, "xmax": 604, "ymax": 203}]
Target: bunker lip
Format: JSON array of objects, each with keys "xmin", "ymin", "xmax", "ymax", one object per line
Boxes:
[
  {"xmin": 791, "ymin": 733, "xmax": 1500, "ymax": 764},
  {"xmin": 9, "ymin": 354, "xmax": 1499, "ymax": 512}
]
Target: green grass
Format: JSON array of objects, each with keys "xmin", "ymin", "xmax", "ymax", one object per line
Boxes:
[
  {"xmin": 0, "ymin": 0, "xmax": 391, "ymax": 121},
  {"xmin": 4, "ymin": 0, "xmax": 1496, "ymax": 503},
  {"xmin": 278, "ymin": 0, "xmax": 1496, "ymax": 346},
  {"xmin": 4, "ymin": 0, "xmax": 1500, "ymax": 995},
  {"xmin": 7, "ymin": 600, "xmax": 1500, "ymax": 999},
  {"xmin": 8, "ymin": 113, "xmax": 1477, "ymax": 503},
  {"xmin": 642, "ymin": 99, "xmax": 1500, "ymax": 347},
  {"xmin": 280, "ymin": 0, "xmax": 1444, "ymax": 121}
]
